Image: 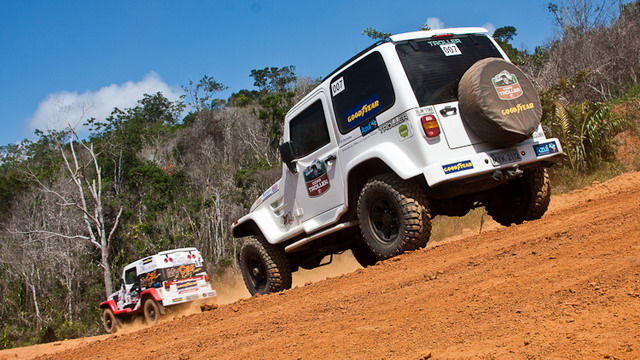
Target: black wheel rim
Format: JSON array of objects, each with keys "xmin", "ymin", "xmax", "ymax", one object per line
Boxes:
[
  {"xmin": 246, "ymin": 252, "xmax": 267, "ymax": 292},
  {"xmin": 369, "ymin": 198, "xmax": 399, "ymax": 243}
]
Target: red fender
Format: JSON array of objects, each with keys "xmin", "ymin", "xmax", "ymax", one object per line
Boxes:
[
  {"xmin": 140, "ymin": 288, "xmax": 163, "ymax": 302},
  {"xmin": 99, "ymin": 299, "xmax": 134, "ymax": 315}
]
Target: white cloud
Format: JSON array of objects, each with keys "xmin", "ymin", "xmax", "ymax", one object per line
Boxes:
[
  {"xmin": 425, "ymin": 17, "xmax": 445, "ymax": 30},
  {"xmin": 482, "ymin": 22, "xmax": 496, "ymax": 36},
  {"xmin": 28, "ymin": 72, "xmax": 183, "ymax": 133}
]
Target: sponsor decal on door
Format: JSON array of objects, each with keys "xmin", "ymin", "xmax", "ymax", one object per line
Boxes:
[{"xmin": 303, "ymin": 159, "xmax": 330, "ymax": 197}]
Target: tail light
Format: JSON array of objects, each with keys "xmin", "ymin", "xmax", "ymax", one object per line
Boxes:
[
  {"xmin": 421, "ymin": 115, "xmax": 441, "ymax": 138},
  {"xmin": 164, "ymin": 281, "xmax": 170, "ymax": 290},
  {"xmin": 432, "ymin": 33, "xmax": 453, "ymax": 39},
  {"xmin": 204, "ymin": 274, "xmax": 211, "ymax": 283}
]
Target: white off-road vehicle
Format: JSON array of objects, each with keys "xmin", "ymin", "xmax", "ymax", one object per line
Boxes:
[
  {"xmin": 99, "ymin": 248, "xmax": 216, "ymax": 333},
  {"xmin": 231, "ymin": 28, "xmax": 563, "ymax": 295}
]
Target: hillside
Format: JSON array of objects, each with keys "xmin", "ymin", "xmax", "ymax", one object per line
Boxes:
[{"xmin": 0, "ymin": 171, "xmax": 638, "ymax": 359}]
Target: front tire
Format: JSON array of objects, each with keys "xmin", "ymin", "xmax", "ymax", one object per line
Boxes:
[
  {"xmin": 143, "ymin": 299, "xmax": 162, "ymax": 325},
  {"xmin": 357, "ymin": 173, "xmax": 431, "ymax": 259},
  {"xmin": 239, "ymin": 235, "xmax": 292, "ymax": 296},
  {"xmin": 486, "ymin": 166, "xmax": 551, "ymax": 226},
  {"xmin": 101, "ymin": 308, "xmax": 119, "ymax": 334}
]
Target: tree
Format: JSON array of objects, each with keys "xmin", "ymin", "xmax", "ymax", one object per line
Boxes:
[
  {"xmin": 250, "ymin": 66, "xmax": 297, "ymax": 93},
  {"xmin": 362, "ymin": 27, "xmax": 391, "ymax": 40},
  {"xmin": 19, "ymin": 130, "xmax": 123, "ymax": 297},
  {"xmin": 492, "ymin": 26, "xmax": 526, "ymax": 65},
  {"xmin": 250, "ymin": 66, "xmax": 298, "ymax": 155},
  {"xmin": 182, "ymin": 75, "xmax": 227, "ymax": 111},
  {"xmin": 548, "ymin": 0, "xmax": 623, "ymax": 37},
  {"xmin": 493, "ymin": 26, "xmax": 517, "ymax": 43}
]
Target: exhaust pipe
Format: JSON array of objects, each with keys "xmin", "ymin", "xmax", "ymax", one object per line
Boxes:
[{"xmin": 492, "ymin": 164, "xmax": 523, "ymax": 182}]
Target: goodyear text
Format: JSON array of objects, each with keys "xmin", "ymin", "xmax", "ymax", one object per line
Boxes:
[
  {"xmin": 442, "ymin": 160, "xmax": 474, "ymax": 174},
  {"xmin": 501, "ymin": 102, "xmax": 535, "ymax": 116}
]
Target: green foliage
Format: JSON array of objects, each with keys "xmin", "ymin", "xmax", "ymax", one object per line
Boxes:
[
  {"xmin": 545, "ymin": 100, "xmax": 632, "ymax": 171},
  {"xmin": 537, "ymin": 68, "xmax": 631, "ymax": 172},
  {"xmin": 258, "ymin": 92, "xmax": 295, "ymax": 151},
  {"xmin": 228, "ymin": 89, "xmax": 259, "ymax": 107},
  {"xmin": 492, "ymin": 26, "xmax": 526, "ymax": 65},
  {"xmin": 233, "ymin": 158, "xmax": 275, "ymax": 187},
  {"xmin": 362, "ymin": 27, "xmax": 391, "ymax": 40},
  {"xmin": 129, "ymin": 163, "xmax": 183, "ymax": 216},
  {"xmin": 2, "ymin": 9, "xmax": 640, "ymax": 348},
  {"xmin": 250, "ymin": 66, "xmax": 298, "ymax": 152},
  {"xmin": 182, "ymin": 75, "xmax": 227, "ymax": 111},
  {"xmin": 250, "ymin": 66, "xmax": 296, "ymax": 93},
  {"xmin": 493, "ymin": 26, "xmax": 517, "ymax": 43},
  {"xmin": 540, "ymin": 69, "xmax": 592, "ymax": 123}
]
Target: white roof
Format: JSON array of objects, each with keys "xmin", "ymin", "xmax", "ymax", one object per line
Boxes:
[
  {"xmin": 389, "ymin": 27, "xmax": 489, "ymax": 42},
  {"xmin": 156, "ymin": 247, "xmax": 198, "ymax": 256}
]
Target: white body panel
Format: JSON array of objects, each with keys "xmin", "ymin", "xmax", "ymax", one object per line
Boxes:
[{"xmin": 232, "ymin": 27, "xmax": 563, "ymax": 246}]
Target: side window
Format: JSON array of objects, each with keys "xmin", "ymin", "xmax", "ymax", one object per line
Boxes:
[
  {"xmin": 290, "ymin": 100, "xmax": 330, "ymax": 157},
  {"xmin": 124, "ymin": 268, "xmax": 137, "ymax": 285},
  {"xmin": 330, "ymin": 51, "xmax": 395, "ymax": 134}
]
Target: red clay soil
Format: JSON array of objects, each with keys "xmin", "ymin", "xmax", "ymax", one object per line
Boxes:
[{"xmin": 3, "ymin": 172, "xmax": 640, "ymax": 360}]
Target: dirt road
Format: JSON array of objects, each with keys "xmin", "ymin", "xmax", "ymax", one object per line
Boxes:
[{"xmin": 3, "ymin": 172, "xmax": 640, "ymax": 360}]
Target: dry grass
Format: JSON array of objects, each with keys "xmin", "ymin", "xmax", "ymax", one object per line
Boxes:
[{"xmin": 430, "ymin": 208, "xmax": 489, "ymax": 243}]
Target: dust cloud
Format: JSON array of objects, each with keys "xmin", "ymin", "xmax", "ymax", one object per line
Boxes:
[{"xmin": 117, "ymin": 252, "xmax": 363, "ymax": 329}]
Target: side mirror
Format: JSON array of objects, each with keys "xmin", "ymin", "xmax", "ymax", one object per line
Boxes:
[
  {"xmin": 279, "ymin": 141, "xmax": 298, "ymax": 173},
  {"xmin": 120, "ymin": 279, "xmax": 125, "ymax": 289}
]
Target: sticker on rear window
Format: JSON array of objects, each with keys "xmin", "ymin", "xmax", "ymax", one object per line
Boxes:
[
  {"xmin": 331, "ymin": 77, "xmax": 345, "ymax": 97},
  {"xmin": 440, "ymin": 43, "xmax": 462, "ymax": 56}
]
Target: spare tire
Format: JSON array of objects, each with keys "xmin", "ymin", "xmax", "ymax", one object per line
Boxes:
[{"xmin": 458, "ymin": 58, "xmax": 542, "ymax": 147}]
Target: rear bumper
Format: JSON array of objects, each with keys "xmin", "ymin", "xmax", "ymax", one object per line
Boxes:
[
  {"xmin": 424, "ymin": 138, "xmax": 563, "ymax": 187},
  {"xmin": 160, "ymin": 282, "xmax": 217, "ymax": 307}
]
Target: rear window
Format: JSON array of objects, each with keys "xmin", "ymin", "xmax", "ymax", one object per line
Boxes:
[
  {"xmin": 330, "ymin": 52, "xmax": 395, "ymax": 134},
  {"xmin": 396, "ymin": 35, "xmax": 503, "ymax": 106}
]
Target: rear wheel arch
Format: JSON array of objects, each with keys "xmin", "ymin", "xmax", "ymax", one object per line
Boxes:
[{"xmin": 344, "ymin": 158, "xmax": 394, "ymax": 220}]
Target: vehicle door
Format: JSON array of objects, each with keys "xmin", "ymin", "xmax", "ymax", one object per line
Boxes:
[
  {"xmin": 121, "ymin": 265, "xmax": 139, "ymax": 308},
  {"xmin": 285, "ymin": 93, "xmax": 345, "ymax": 228}
]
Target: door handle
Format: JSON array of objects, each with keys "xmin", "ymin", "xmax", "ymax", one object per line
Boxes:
[
  {"xmin": 440, "ymin": 106, "xmax": 457, "ymax": 117},
  {"xmin": 324, "ymin": 154, "xmax": 337, "ymax": 165}
]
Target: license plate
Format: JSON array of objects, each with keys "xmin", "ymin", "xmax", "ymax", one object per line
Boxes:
[{"xmin": 489, "ymin": 149, "xmax": 522, "ymax": 166}]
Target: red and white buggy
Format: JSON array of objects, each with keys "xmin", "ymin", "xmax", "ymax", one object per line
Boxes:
[{"xmin": 99, "ymin": 247, "xmax": 217, "ymax": 333}]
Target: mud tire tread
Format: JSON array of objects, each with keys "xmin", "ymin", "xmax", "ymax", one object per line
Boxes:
[
  {"xmin": 357, "ymin": 173, "xmax": 431, "ymax": 259},
  {"xmin": 101, "ymin": 308, "xmax": 119, "ymax": 334},
  {"xmin": 240, "ymin": 235, "xmax": 292, "ymax": 296},
  {"xmin": 487, "ymin": 166, "xmax": 551, "ymax": 226}
]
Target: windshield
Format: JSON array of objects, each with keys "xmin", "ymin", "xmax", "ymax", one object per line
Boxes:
[{"xmin": 396, "ymin": 35, "xmax": 503, "ymax": 106}]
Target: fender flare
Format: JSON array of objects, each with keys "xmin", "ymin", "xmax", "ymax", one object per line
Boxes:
[{"xmin": 140, "ymin": 288, "xmax": 163, "ymax": 302}]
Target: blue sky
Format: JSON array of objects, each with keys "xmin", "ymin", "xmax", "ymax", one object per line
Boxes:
[{"xmin": 0, "ymin": 0, "xmax": 557, "ymax": 146}]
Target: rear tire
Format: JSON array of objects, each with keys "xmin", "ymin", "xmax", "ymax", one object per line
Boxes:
[
  {"xmin": 239, "ymin": 235, "xmax": 292, "ymax": 296},
  {"xmin": 101, "ymin": 308, "xmax": 119, "ymax": 334},
  {"xmin": 486, "ymin": 166, "xmax": 551, "ymax": 226},
  {"xmin": 143, "ymin": 298, "xmax": 162, "ymax": 325},
  {"xmin": 357, "ymin": 173, "xmax": 431, "ymax": 259}
]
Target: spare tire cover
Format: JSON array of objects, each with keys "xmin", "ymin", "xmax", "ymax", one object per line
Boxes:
[{"xmin": 458, "ymin": 58, "xmax": 542, "ymax": 147}]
